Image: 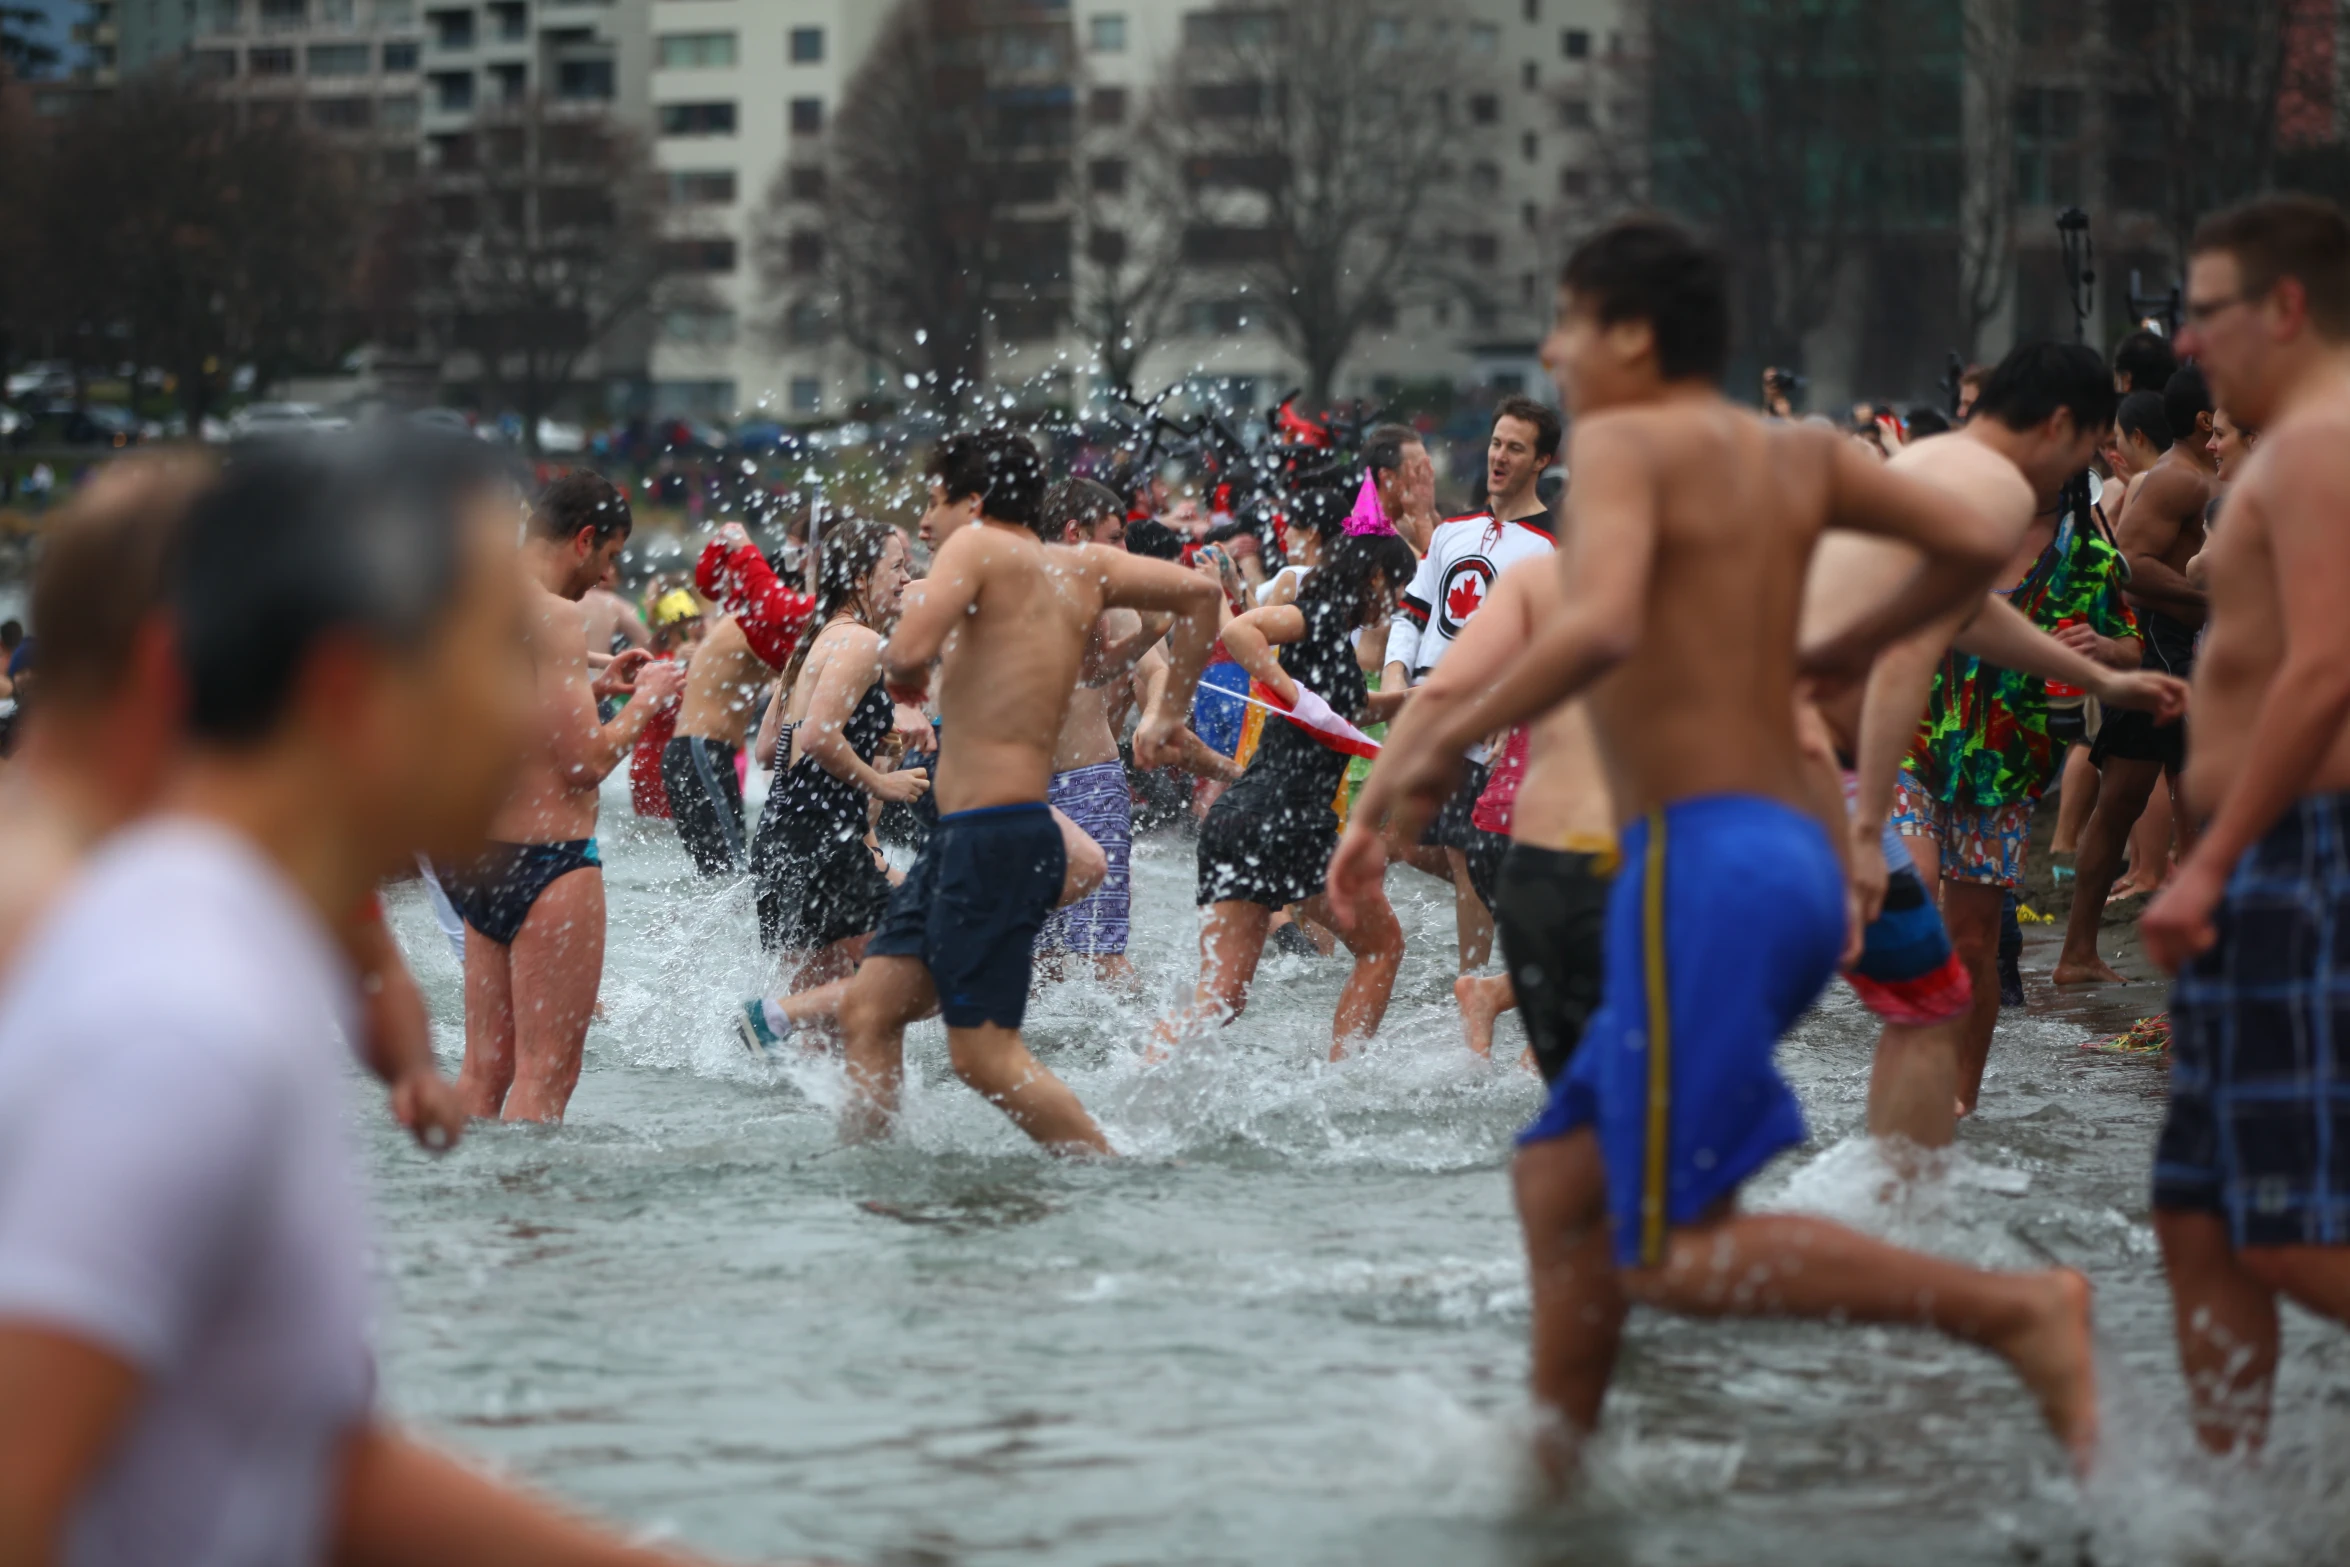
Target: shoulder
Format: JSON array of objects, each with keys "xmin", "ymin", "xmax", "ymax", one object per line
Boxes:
[
  {"xmin": 2245, "ymin": 412, "xmax": 2350, "ymax": 507},
  {"xmin": 535, "ymin": 588, "xmax": 587, "ymax": 639}
]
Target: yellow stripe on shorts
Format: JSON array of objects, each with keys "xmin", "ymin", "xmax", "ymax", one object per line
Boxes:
[{"xmin": 1639, "ymin": 809, "xmax": 1672, "ymax": 1268}]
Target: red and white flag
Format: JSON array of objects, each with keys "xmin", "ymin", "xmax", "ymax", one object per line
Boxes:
[{"xmin": 1256, "ymin": 683, "xmax": 1381, "ymax": 760}]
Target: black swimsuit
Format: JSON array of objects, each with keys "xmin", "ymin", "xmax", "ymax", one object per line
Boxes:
[
  {"xmin": 1195, "ymin": 599, "xmax": 1368, "ymax": 908},
  {"xmin": 751, "ymin": 679, "xmax": 896, "ymax": 950}
]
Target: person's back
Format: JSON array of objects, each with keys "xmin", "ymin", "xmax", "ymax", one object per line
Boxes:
[{"xmin": 927, "ymin": 524, "xmax": 1099, "ymax": 811}]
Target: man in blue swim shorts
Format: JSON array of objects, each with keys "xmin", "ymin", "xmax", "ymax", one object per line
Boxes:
[
  {"xmin": 2141, "ymin": 194, "xmax": 2350, "ymax": 1456},
  {"xmin": 836, "ymin": 433, "xmax": 1222, "ymax": 1155},
  {"xmin": 1347, "ymin": 217, "xmax": 2100, "ymax": 1477}
]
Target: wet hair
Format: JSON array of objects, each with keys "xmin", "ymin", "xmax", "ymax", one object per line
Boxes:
[
  {"xmin": 2111, "ymin": 328, "xmax": 2179, "ymax": 394},
  {"xmin": 1968, "ymin": 341, "xmax": 2117, "ymax": 437},
  {"xmin": 2162, "ymin": 364, "xmax": 2214, "ymax": 446},
  {"xmin": 529, "ymin": 468, "xmax": 631, "ymax": 545},
  {"xmin": 1041, "ymin": 476, "xmax": 1125, "ymax": 541},
  {"xmin": 0, "ymin": 619, "xmax": 20, "ymax": 651},
  {"xmin": 1491, "ymin": 394, "xmax": 1563, "ymax": 462},
  {"xmin": 2191, "ymin": 193, "xmax": 2350, "ymax": 341},
  {"xmin": 1904, "ymin": 406, "xmax": 1952, "ymax": 439},
  {"xmin": 28, "ymin": 452, "xmax": 214, "ymax": 707},
  {"xmin": 1559, "ymin": 215, "xmax": 1731, "ymax": 383},
  {"xmin": 782, "ymin": 514, "xmax": 900, "ymax": 688},
  {"xmin": 1124, "ymin": 515, "xmax": 1184, "ymax": 560},
  {"xmin": 1285, "ymin": 476, "xmax": 1353, "ymax": 548},
  {"xmin": 1362, "ymin": 422, "xmax": 1423, "ymax": 475},
  {"xmin": 174, "ymin": 429, "xmax": 518, "ymax": 746},
  {"xmin": 2117, "ymin": 390, "xmax": 2173, "ymax": 451},
  {"xmin": 1295, "ymin": 532, "xmax": 1417, "ymax": 632},
  {"xmin": 931, "ymin": 429, "xmax": 1048, "ymax": 532}
]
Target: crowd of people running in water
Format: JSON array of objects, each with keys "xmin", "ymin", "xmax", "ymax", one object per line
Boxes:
[{"xmin": 3, "ymin": 194, "xmax": 2350, "ymax": 1562}]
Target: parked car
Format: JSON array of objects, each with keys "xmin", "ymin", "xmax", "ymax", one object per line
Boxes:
[
  {"xmin": 228, "ymin": 402, "xmax": 349, "ymax": 440},
  {"xmin": 406, "ymin": 407, "xmax": 474, "ymax": 436}
]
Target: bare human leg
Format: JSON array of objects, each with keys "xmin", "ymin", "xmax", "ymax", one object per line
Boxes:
[
  {"xmin": 945, "ymin": 1023, "xmax": 1113, "ymax": 1155},
  {"xmin": 499, "ymin": 868, "xmax": 605, "ymax": 1124},
  {"xmin": 2054, "ymin": 756, "xmax": 2161, "ymax": 985},
  {"xmin": 1455, "ymin": 974, "xmax": 1517, "ymax": 1060},
  {"xmin": 1147, "ymin": 900, "xmax": 1271, "ymax": 1059},
  {"xmin": 1866, "ymin": 1014, "xmax": 1964, "ymax": 1153},
  {"xmin": 1513, "ymin": 1131, "xmax": 1628, "ymax": 1483},
  {"xmin": 838, "ymin": 954, "xmax": 938, "ymax": 1142},
  {"xmin": 2155, "ymin": 1209, "xmax": 2282, "ymax": 1454},
  {"xmin": 2120, "ymin": 777, "xmax": 2175, "ymax": 897},
  {"xmin": 455, "ymin": 927, "xmax": 516, "ymax": 1118},
  {"xmin": 2052, "ymin": 742, "xmax": 2098, "ymax": 857},
  {"xmin": 1939, "ymin": 879, "xmax": 2006, "ymax": 1117},
  {"xmin": 1301, "ymin": 890, "xmax": 1403, "ymax": 1059},
  {"xmin": 1447, "ymin": 847, "xmax": 1495, "ymax": 971}
]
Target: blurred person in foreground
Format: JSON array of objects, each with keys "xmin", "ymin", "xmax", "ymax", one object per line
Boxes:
[
  {"xmin": 2139, "ymin": 194, "xmax": 2350, "ymax": 1455},
  {"xmin": 0, "ymin": 431, "xmax": 774, "ymax": 1566}
]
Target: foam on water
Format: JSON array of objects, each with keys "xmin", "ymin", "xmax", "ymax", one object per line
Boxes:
[{"xmin": 365, "ymin": 773, "xmax": 2350, "ymax": 1566}]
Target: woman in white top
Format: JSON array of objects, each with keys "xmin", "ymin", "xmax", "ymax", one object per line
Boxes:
[{"xmin": 1256, "ymin": 504, "xmax": 1334, "ymax": 606}]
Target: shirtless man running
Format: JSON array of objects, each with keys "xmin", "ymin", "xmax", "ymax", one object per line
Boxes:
[
  {"xmin": 837, "ymin": 432, "xmax": 1220, "ymax": 1155},
  {"xmin": 1353, "ymin": 217, "xmax": 2098, "ymax": 1474},
  {"xmin": 445, "ymin": 471, "xmax": 684, "ymax": 1123},
  {"xmin": 2139, "ymin": 194, "xmax": 2350, "ymax": 1455},
  {"xmin": 662, "ymin": 610, "xmax": 776, "ymax": 878}
]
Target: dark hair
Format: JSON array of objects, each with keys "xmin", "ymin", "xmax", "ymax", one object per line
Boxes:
[
  {"xmin": 1904, "ymin": 406, "xmax": 1952, "ymax": 439},
  {"xmin": 1295, "ymin": 532, "xmax": 1416, "ymax": 632},
  {"xmin": 931, "ymin": 429, "xmax": 1048, "ymax": 531},
  {"xmin": 530, "ymin": 468, "xmax": 631, "ymax": 545},
  {"xmin": 2111, "ymin": 328, "xmax": 2179, "ymax": 394},
  {"xmin": 1285, "ymin": 476, "xmax": 1353, "ymax": 548},
  {"xmin": 1492, "ymin": 394, "xmax": 1563, "ymax": 462},
  {"xmin": 2161, "ymin": 364, "xmax": 2214, "ymax": 446},
  {"xmin": 1968, "ymin": 341, "xmax": 2118, "ymax": 436},
  {"xmin": 1362, "ymin": 422, "xmax": 1422, "ymax": 474},
  {"xmin": 175, "ymin": 430, "xmax": 516, "ymax": 745},
  {"xmin": 2117, "ymin": 389, "xmax": 2174, "ymax": 451},
  {"xmin": 1041, "ymin": 476, "xmax": 1124, "ymax": 540},
  {"xmin": 29, "ymin": 452, "xmax": 213, "ymax": 706},
  {"xmin": 1560, "ymin": 215, "xmax": 1731, "ymax": 383},
  {"xmin": 2191, "ymin": 193, "xmax": 2350, "ymax": 340},
  {"xmin": 1124, "ymin": 515, "xmax": 1184, "ymax": 560},
  {"xmin": 0, "ymin": 619, "xmax": 20, "ymax": 649},
  {"xmin": 782, "ymin": 514, "xmax": 900, "ymax": 688}
]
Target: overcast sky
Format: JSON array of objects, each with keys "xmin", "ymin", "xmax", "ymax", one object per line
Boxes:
[{"xmin": 12, "ymin": 0, "xmax": 84, "ymax": 76}]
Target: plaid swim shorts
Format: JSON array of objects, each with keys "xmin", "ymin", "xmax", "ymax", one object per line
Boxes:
[
  {"xmin": 2155, "ymin": 790, "xmax": 2350, "ymax": 1247},
  {"xmin": 1890, "ymin": 768, "xmax": 2032, "ymax": 889}
]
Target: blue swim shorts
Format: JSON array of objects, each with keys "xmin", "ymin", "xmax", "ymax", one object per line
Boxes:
[
  {"xmin": 1519, "ymin": 794, "xmax": 1846, "ymax": 1267},
  {"xmin": 867, "ymin": 802, "xmax": 1067, "ymax": 1030}
]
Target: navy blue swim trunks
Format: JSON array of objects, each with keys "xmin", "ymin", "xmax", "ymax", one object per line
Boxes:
[
  {"xmin": 866, "ymin": 802, "xmax": 1067, "ymax": 1030},
  {"xmin": 1519, "ymin": 795, "xmax": 1845, "ymax": 1267},
  {"xmin": 435, "ymin": 839, "xmax": 601, "ymax": 946},
  {"xmin": 2157, "ymin": 790, "xmax": 2350, "ymax": 1247}
]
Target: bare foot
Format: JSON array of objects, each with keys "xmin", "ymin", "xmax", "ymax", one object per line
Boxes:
[
  {"xmin": 1994, "ymin": 1269, "xmax": 2100, "ymax": 1475},
  {"xmin": 2105, "ymin": 880, "xmax": 2151, "ymax": 907},
  {"xmin": 1454, "ymin": 974, "xmax": 1510, "ymax": 1058},
  {"xmin": 2052, "ymin": 951, "xmax": 2127, "ymax": 986}
]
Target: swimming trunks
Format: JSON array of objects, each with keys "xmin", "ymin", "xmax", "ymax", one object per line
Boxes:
[
  {"xmin": 1519, "ymin": 796, "xmax": 1845, "ymax": 1267},
  {"xmin": 1891, "ymin": 768, "xmax": 2031, "ymax": 889},
  {"xmin": 662, "ymin": 734, "xmax": 747, "ymax": 877},
  {"xmin": 1463, "ymin": 826, "xmax": 1510, "ymax": 910},
  {"xmin": 1492, "ymin": 842, "xmax": 1616, "ymax": 1084},
  {"xmin": 2156, "ymin": 790, "xmax": 2350, "ymax": 1247},
  {"xmin": 1039, "ymin": 760, "xmax": 1132, "ymax": 957},
  {"xmin": 867, "ymin": 802, "xmax": 1067, "ymax": 1030},
  {"xmin": 434, "ymin": 839, "xmax": 601, "ymax": 947},
  {"xmin": 1840, "ymin": 773, "xmax": 1971, "ymax": 1026},
  {"xmin": 751, "ymin": 682, "xmax": 895, "ymax": 951}
]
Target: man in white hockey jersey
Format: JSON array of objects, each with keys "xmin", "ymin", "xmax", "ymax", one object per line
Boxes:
[{"xmin": 1384, "ymin": 395, "xmax": 1563, "ymax": 970}]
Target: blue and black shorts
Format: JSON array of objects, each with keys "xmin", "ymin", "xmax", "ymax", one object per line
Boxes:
[{"xmin": 867, "ymin": 802, "xmax": 1066, "ymax": 1031}]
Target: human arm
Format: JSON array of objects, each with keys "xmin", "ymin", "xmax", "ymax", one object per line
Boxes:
[
  {"xmin": 2145, "ymin": 441, "xmax": 2350, "ymax": 970},
  {"xmin": 1130, "ymin": 644, "xmax": 1242, "ymax": 782},
  {"xmin": 1213, "ymin": 606, "xmax": 1307, "ymax": 706},
  {"xmin": 1953, "ymin": 594, "xmax": 2186, "ymax": 718},
  {"xmin": 343, "ymin": 899, "xmax": 462, "ymax": 1154},
  {"xmin": 751, "ymin": 678, "xmax": 790, "ymax": 771},
  {"xmin": 797, "ymin": 629, "xmax": 928, "ymax": 805},
  {"xmin": 0, "ymin": 1326, "xmax": 140, "ymax": 1567},
  {"xmin": 1384, "ymin": 537, "xmax": 1441, "ymax": 689},
  {"xmin": 1092, "ymin": 545, "xmax": 1222, "ymax": 768},
  {"xmin": 2114, "ymin": 469, "xmax": 2210, "ymax": 619},
  {"xmin": 695, "ymin": 528, "xmax": 815, "ymax": 670},
  {"xmin": 879, "ymin": 526, "xmax": 988, "ymax": 696},
  {"xmin": 1794, "ymin": 696, "xmax": 1864, "ymax": 964},
  {"xmin": 546, "ymin": 606, "xmax": 685, "ymax": 788},
  {"xmin": 1086, "ymin": 607, "xmax": 1171, "ymax": 687}
]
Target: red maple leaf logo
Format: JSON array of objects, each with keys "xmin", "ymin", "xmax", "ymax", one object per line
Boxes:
[{"xmin": 1446, "ymin": 575, "xmax": 1485, "ymax": 622}]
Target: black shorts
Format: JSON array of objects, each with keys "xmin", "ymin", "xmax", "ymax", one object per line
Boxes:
[
  {"xmin": 755, "ymin": 834, "xmax": 892, "ymax": 952},
  {"xmin": 661, "ymin": 735, "xmax": 747, "ymax": 876},
  {"xmin": 2047, "ymin": 701, "xmax": 2087, "ymax": 748},
  {"xmin": 434, "ymin": 839, "xmax": 601, "ymax": 946},
  {"xmin": 1420, "ymin": 760, "xmax": 1493, "ymax": 851},
  {"xmin": 1490, "ymin": 843, "xmax": 1614, "ymax": 1085},
  {"xmin": 1463, "ymin": 827, "xmax": 1510, "ymax": 910},
  {"xmin": 1197, "ymin": 796, "xmax": 1337, "ymax": 909},
  {"xmin": 867, "ymin": 802, "xmax": 1066, "ymax": 1030},
  {"xmin": 2091, "ymin": 706, "xmax": 2186, "ymax": 771}
]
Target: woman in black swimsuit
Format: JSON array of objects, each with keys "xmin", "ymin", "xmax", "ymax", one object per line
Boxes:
[
  {"xmin": 1159, "ymin": 519, "xmax": 1417, "ymax": 1061},
  {"xmin": 738, "ymin": 518, "xmax": 927, "ymax": 1052}
]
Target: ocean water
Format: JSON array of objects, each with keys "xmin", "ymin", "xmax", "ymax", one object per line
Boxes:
[{"xmin": 367, "ymin": 774, "xmax": 2350, "ymax": 1567}]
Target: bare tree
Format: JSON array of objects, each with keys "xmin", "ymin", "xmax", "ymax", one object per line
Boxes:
[
  {"xmin": 1956, "ymin": 0, "xmax": 2020, "ymax": 359},
  {"xmin": 1146, "ymin": 0, "xmax": 1487, "ymax": 408},
  {"xmin": 1075, "ymin": 77, "xmax": 1186, "ymax": 401},
  {"xmin": 383, "ymin": 95, "xmax": 675, "ymax": 453},
  {"xmin": 759, "ymin": 0, "xmax": 1070, "ymax": 417}
]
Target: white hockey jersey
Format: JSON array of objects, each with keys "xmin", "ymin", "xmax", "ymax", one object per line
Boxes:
[{"xmin": 1387, "ymin": 508, "xmax": 1558, "ymax": 682}]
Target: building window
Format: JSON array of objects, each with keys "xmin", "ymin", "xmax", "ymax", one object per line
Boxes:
[
  {"xmin": 1561, "ymin": 28, "xmax": 1589, "ymax": 58},
  {"xmin": 1559, "ymin": 167, "xmax": 1588, "ymax": 197},
  {"xmin": 1522, "ymin": 201, "xmax": 1537, "ymax": 229},
  {"xmin": 658, "ymin": 32, "xmax": 736, "ymax": 70},
  {"xmin": 308, "ymin": 42, "xmax": 372, "ymax": 74},
  {"xmin": 1521, "ymin": 60, "xmax": 1536, "ymax": 90},
  {"xmin": 1089, "ymin": 85, "xmax": 1127, "ymax": 125},
  {"xmin": 786, "ymin": 230, "xmax": 824, "ymax": 274},
  {"xmin": 789, "ymin": 377, "xmax": 821, "ymax": 415},
  {"xmin": 1468, "ymin": 159, "xmax": 1499, "ymax": 194},
  {"xmin": 192, "ymin": 48, "xmax": 237, "ymax": 78},
  {"xmin": 374, "ymin": 0, "xmax": 416, "ymax": 25},
  {"xmin": 1523, "ymin": 0, "xmax": 1540, "ymax": 17},
  {"xmin": 1088, "ymin": 226, "xmax": 1128, "ymax": 265},
  {"xmin": 431, "ymin": 70, "xmax": 474, "ymax": 111},
  {"xmin": 1469, "ymin": 92, "xmax": 1498, "ymax": 124},
  {"xmin": 2018, "ymin": 86, "xmax": 2087, "ymax": 207},
  {"xmin": 1183, "ymin": 298, "xmax": 1250, "ymax": 336},
  {"xmin": 380, "ymin": 93, "xmax": 418, "ymax": 127},
  {"xmin": 487, "ymin": 61, "xmax": 523, "ymax": 102},
  {"xmin": 556, "ymin": 59, "xmax": 612, "ymax": 99},
  {"xmin": 1467, "ymin": 22, "xmax": 1498, "ymax": 52},
  {"xmin": 489, "ymin": 2, "xmax": 525, "ymax": 42},
  {"xmin": 249, "ymin": 45, "xmax": 295, "ymax": 75},
  {"xmin": 789, "ymin": 96, "xmax": 823, "ymax": 134},
  {"xmin": 1522, "ymin": 131, "xmax": 1538, "ymax": 160},
  {"xmin": 1089, "ymin": 12, "xmax": 1125, "ymax": 52},
  {"xmin": 661, "ymin": 238, "xmax": 738, "ymax": 274},
  {"xmin": 663, "ymin": 307, "xmax": 738, "ymax": 345},
  {"xmin": 785, "ymin": 301, "xmax": 829, "ymax": 345},
  {"xmin": 668, "ymin": 168, "xmax": 737, "ymax": 204},
  {"xmin": 310, "ymin": 96, "xmax": 373, "ymax": 129},
  {"xmin": 258, "ymin": 0, "xmax": 304, "ymax": 29},
  {"xmin": 787, "ymin": 164, "xmax": 824, "ymax": 200},
  {"xmin": 382, "ymin": 39, "xmax": 418, "ymax": 70},
  {"xmin": 659, "ymin": 101, "xmax": 737, "ymax": 136},
  {"xmin": 1088, "ymin": 157, "xmax": 1126, "ymax": 195},
  {"xmin": 1465, "ymin": 231, "xmax": 1499, "ymax": 266},
  {"xmin": 1558, "ymin": 97, "xmax": 1589, "ymax": 128},
  {"xmin": 427, "ymin": 8, "xmax": 471, "ymax": 50},
  {"xmin": 789, "ymin": 26, "xmax": 823, "ymax": 63}
]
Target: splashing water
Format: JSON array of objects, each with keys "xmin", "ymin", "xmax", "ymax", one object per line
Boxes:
[{"xmin": 365, "ymin": 774, "xmax": 2350, "ymax": 1566}]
